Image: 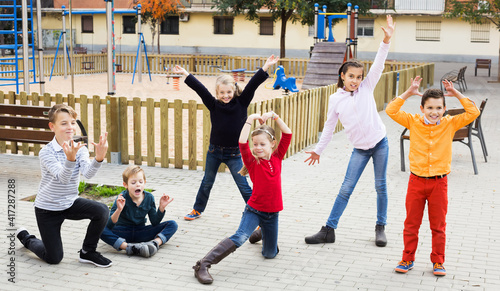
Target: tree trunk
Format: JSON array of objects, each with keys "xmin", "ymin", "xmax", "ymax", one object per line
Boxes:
[
  {"xmin": 157, "ymin": 22, "xmax": 161, "ymax": 54},
  {"xmin": 279, "ymin": 9, "xmax": 294, "ymax": 59},
  {"xmin": 150, "ymin": 24, "xmax": 156, "ymax": 53}
]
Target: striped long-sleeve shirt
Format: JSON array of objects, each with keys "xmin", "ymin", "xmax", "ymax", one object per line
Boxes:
[{"xmin": 35, "ymin": 138, "xmax": 102, "ymax": 211}]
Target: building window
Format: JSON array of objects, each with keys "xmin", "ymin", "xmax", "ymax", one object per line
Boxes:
[
  {"xmin": 471, "ymin": 22, "xmax": 489, "ymax": 43},
  {"xmin": 416, "ymin": 21, "xmax": 440, "ymax": 41},
  {"xmin": 357, "ymin": 19, "xmax": 374, "ymax": 37},
  {"xmin": 123, "ymin": 15, "xmax": 136, "ymax": 34},
  {"xmin": 161, "ymin": 16, "xmax": 179, "ymax": 35},
  {"xmin": 214, "ymin": 17, "xmax": 233, "ymax": 34},
  {"xmin": 260, "ymin": 17, "xmax": 273, "ymax": 35},
  {"xmin": 81, "ymin": 15, "xmax": 93, "ymax": 33}
]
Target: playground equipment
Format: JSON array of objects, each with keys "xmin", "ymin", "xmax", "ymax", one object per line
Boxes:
[
  {"xmin": 0, "ymin": 0, "xmax": 37, "ymax": 94},
  {"xmin": 302, "ymin": 3, "xmax": 358, "ymax": 90},
  {"xmin": 272, "ymin": 66, "xmax": 299, "ymax": 94},
  {"xmin": 132, "ymin": 4, "xmax": 152, "ymax": 85},
  {"xmin": 49, "ymin": 6, "xmax": 71, "ymax": 81}
]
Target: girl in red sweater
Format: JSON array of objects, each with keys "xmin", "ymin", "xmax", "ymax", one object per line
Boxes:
[{"xmin": 193, "ymin": 111, "xmax": 292, "ymax": 284}]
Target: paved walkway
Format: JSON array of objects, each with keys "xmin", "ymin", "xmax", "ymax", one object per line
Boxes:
[{"xmin": 1, "ymin": 62, "xmax": 499, "ymax": 290}]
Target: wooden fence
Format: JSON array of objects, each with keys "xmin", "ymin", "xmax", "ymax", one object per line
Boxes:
[
  {"xmin": 0, "ymin": 62, "xmax": 434, "ymax": 170},
  {"xmin": 1, "ymin": 53, "xmax": 427, "ymax": 80}
]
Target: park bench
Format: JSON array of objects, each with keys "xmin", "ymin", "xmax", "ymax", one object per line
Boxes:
[
  {"xmin": 73, "ymin": 47, "xmax": 87, "ymax": 54},
  {"xmin": 475, "ymin": 59, "xmax": 491, "ymax": 77},
  {"xmin": 0, "ymin": 104, "xmax": 87, "ymax": 145}
]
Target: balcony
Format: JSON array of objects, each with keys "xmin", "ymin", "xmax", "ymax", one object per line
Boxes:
[{"xmin": 395, "ymin": 0, "xmax": 445, "ymax": 12}]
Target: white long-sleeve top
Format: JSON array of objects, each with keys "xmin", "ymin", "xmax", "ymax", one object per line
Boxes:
[
  {"xmin": 314, "ymin": 41, "xmax": 390, "ymax": 154},
  {"xmin": 35, "ymin": 138, "xmax": 102, "ymax": 211}
]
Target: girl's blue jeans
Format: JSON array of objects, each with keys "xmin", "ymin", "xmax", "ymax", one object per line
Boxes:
[
  {"xmin": 326, "ymin": 136, "xmax": 389, "ymax": 229},
  {"xmin": 193, "ymin": 144, "xmax": 252, "ymax": 212},
  {"xmin": 100, "ymin": 220, "xmax": 178, "ymax": 250},
  {"xmin": 229, "ymin": 205, "xmax": 279, "ymax": 259}
]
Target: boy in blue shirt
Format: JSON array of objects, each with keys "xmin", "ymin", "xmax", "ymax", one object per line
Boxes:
[
  {"xmin": 100, "ymin": 165, "xmax": 178, "ymax": 257},
  {"xmin": 16, "ymin": 104, "xmax": 112, "ymax": 267}
]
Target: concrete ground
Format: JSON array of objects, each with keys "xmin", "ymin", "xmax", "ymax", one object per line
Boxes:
[{"xmin": 0, "ymin": 62, "xmax": 498, "ymax": 290}]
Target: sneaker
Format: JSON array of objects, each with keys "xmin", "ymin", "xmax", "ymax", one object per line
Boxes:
[
  {"xmin": 433, "ymin": 263, "xmax": 446, "ymax": 276},
  {"xmin": 126, "ymin": 243, "xmax": 151, "ymax": 258},
  {"xmin": 184, "ymin": 209, "xmax": 202, "ymax": 220},
  {"xmin": 145, "ymin": 240, "xmax": 159, "ymax": 257},
  {"xmin": 16, "ymin": 227, "xmax": 29, "ymax": 242},
  {"xmin": 395, "ymin": 260, "xmax": 414, "ymax": 273},
  {"xmin": 249, "ymin": 227, "xmax": 262, "ymax": 244},
  {"xmin": 79, "ymin": 250, "xmax": 112, "ymax": 267}
]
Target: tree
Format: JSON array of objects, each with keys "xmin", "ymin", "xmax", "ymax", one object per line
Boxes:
[
  {"xmin": 211, "ymin": 0, "xmax": 370, "ymax": 58},
  {"xmin": 139, "ymin": 0, "xmax": 183, "ymax": 54},
  {"xmin": 446, "ymin": 0, "xmax": 500, "ymax": 81}
]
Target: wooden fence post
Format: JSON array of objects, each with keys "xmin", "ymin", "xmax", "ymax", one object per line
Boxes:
[
  {"xmin": 119, "ymin": 97, "xmax": 129, "ymax": 164},
  {"xmin": 174, "ymin": 99, "xmax": 183, "ymax": 169},
  {"xmin": 202, "ymin": 106, "xmax": 210, "ymax": 171},
  {"xmin": 160, "ymin": 99, "xmax": 169, "ymax": 168},
  {"xmin": 146, "ymin": 98, "xmax": 155, "ymax": 167},
  {"xmin": 188, "ymin": 100, "xmax": 197, "ymax": 170},
  {"xmin": 106, "ymin": 96, "xmax": 120, "ymax": 164},
  {"xmin": 92, "ymin": 95, "xmax": 101, "ymax": 159},
  {"xmin": 0, "ymin": 91, "xmax": 5, "ymax": 153},
  {"xmin": 133, "ymin": 97, "xmax": 142, "ymax": 165}
]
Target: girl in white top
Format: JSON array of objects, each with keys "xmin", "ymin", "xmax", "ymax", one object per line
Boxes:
[{"xmin": 304, "ymin": 15, "xmax": 395, "ymax": 247}]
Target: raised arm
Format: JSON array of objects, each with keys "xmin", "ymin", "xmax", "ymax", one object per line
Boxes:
[
  {"xmin": 442, "ymin": 79, "xmax": 480, "ymax": 129},
  {"xmin": 261, "ymin": 55, "xmax": 279, "ymax": 72},
  {"xmin": 172, "ymin": 65, "xmax": 189, "ymax": 77},
  {"xmin": 239, "ymin": 113, "xmax": 262, "ymax": 143},
  {"xmin": 261, "ymin": 111, "xmax": 291, "ymax": 134}
]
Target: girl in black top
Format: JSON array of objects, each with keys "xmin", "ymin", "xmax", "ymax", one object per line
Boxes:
[{"xmin": 173, "ymin": 55, "xmax": 279, "ymax": 221}]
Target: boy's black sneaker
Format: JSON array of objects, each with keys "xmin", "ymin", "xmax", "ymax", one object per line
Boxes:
[
  {"xmin": 16, "ymin": 227, "xmax": 34, "ymax": 247},
  {"xmin": 79, "ymin": 250, "xmax": 112, "ymax": 268}
]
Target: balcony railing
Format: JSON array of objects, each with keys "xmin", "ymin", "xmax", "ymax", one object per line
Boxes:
[
  {"xmin": 182, "ymin": 0, "xmax": 216, "ymax": 9},
  {"xmin": 395, "ymin": 0, "xmax": 445, "ymax": 11}
]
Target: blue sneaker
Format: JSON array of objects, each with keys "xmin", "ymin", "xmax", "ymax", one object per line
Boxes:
[
  {"xmin": 433, "ymin": 263, "xmax": 446, "ymax": 276},
  {"xmin": 395, "ymin": 260, "xmax": 414, "ymax": 273},
  {"xmin": 184, "ymin": 209, "xmax": 202, "ymax": 220}
]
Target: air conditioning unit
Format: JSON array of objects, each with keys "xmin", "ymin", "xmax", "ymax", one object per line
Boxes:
[{"xmin": 179, "ymin": 13, "xmax": 189, "ymax": 22}]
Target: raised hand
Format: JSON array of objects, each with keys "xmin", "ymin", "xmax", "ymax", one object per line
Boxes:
[
  {"xmin": 159, "ymin": 194, "xmax": 174, "ymax": 212},
  {"xmin": 172, "ymin": 65, "xmax": 189, "ymax": 76},
  {"xmin": 116, "ymin": 194, "xmax": 126, "ymax": 211},
  {"xmin": 62, "ymin": 139, "xmax": 86, "ymax": 162},
  {"xmin": 260, "ymin": 111, "xmax": 276, "ymax": 124},
  {"xmin": 408, "ymin": 76, "xmax": 423, "ymax": 97},
  {"xmin": 92, "ymin": 132, "xmax": 108, "ymax": 162},
  {"xmin": 381, "ymin": 15, "xmax": 395, "ymax": 43},
  {"xmin": 262, "ymin": 55, "xmax": 279, "ymax": 72}
]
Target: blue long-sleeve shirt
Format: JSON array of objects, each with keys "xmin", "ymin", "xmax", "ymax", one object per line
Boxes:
[{"xmin": 106, "ymin": 190, "xmax": 165, "ymax": 229}]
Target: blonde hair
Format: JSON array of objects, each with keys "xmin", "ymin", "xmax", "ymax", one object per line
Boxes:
[
  {"xmin": 215, "ymin": 75, "xmax": 242, "ymax": 100},
  {"xmin": 48, "ymin": 104, "xmax": 77, "ymax": 123},
  {"xmin": 122, "ymin": 165, "xmax": 146, "ymax": 184},
  {"xmin": 238, "ymin": 125, "xmax": 276, "ymax": 176}
]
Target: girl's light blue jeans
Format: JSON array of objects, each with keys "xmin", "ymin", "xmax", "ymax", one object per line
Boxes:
[
  {"xmin": 326, "ymin": 136, "xmax": 389, "ymax": 229},
  {"xmin": 229, "ymin": 205, "xmax": 279, "ymax": 259}
]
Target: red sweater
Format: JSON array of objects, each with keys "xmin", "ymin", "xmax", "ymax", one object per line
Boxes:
[{"xmin": 240, "ymin": 133, "xmax": 292, "ymax": 213}]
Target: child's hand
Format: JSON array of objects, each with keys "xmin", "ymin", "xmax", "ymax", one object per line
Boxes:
[
  {"xmin": 159, "ymin": 194, "xmax": 174, "ymax": 212},
  {"xmin": 116, "ymin": 194, "xmax": 126, "ymax": 211},
  {"xmin": 262, "ymin": 55, "xmax": 279, "ymax": 72},
  {"xmin": 408, "ymin": 76, "xmax": 423, "ymax": 97},
  {"xmin": 381, "ymin": 15, "xmax": 395, "ymax": 43},
  {"xmin": 62, "ymin": 139, "xmax": 86, "ymax": 162},
  {"xmin": 442, "ymin": 79, "xmax": 458, "ymax": 96},
  {"xmin": 91, "ymin": 132, "xmax": 108, "ymax": 162},
  {"xmin": 260, "ymin": 111, "xmax": 277, "ymax": 124},
  {"xmin": 247, "ymin": 113, "xmax": 264, "ymax": 124},
  {"xmin": 172, "ymin": 65, "xmax": 189, "ymax": 76},
  {"xmin": 304, "ymin": 151, "xmax": 320, "ymax": 165}
]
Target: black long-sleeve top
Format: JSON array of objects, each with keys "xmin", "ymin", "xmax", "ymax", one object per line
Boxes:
[{"xmin": 185, "ymin": 68, "xmax": 269, "ymax": 147}]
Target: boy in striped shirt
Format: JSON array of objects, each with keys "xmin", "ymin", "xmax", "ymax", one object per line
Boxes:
[{"xmin": 16, "ymin": 104, "xmax": 112, "ymax": 267}]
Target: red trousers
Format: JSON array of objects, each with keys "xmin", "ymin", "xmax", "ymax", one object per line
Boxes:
[{"xmin": 402, "ymin": 174, "xmax": 448, "ymax": 263}]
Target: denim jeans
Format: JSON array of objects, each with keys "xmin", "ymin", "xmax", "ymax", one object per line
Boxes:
[
  {"xmin": 193, "ymin": 144, "xmax": 252, "ymax": 212},
  {"xmin": 229, "ymin": 205, "xmax": 279, "ymax": 259},
  {"xmin": 326, "ymin": 136, "xmax": 388, "ymax": 229},
  {"xmin": 100, "ymin": 220, "xmax": 178, "ymax": 250},
  {"xmin": 25, "ymin": 198, "xmax": 109, "ymax": 264}
]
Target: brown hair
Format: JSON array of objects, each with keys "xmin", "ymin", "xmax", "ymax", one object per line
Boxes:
[
  {"xmin": 48, "ymin": 104, "xmax": 77, "ymax": 123},
  {"xmin": 122, "ymin": 165, "xmax": 146, "ymax": 184},
  {"xmin": 238, "ymin": 125, "xmax": 276, "ymax": 176},
  {"xmin": 215, "ymin": 74, "xmax": 242, "ymax": 100},
  {"xmin": 421, "ymin": 88, "xmax": 446, "ymax": 107},
  {"xmin": 337, "ymin": 59, "xmax": 364, "ymax": 88}
]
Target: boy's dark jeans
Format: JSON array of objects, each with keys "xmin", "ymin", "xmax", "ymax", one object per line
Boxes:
[{"xmin": 25, "ymin": 198, "xmax": 109, "ymax": 264}]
